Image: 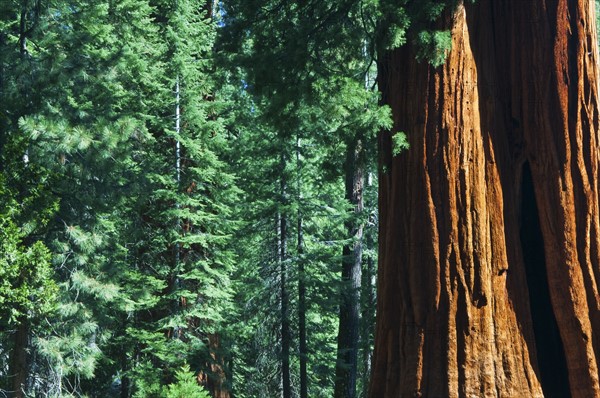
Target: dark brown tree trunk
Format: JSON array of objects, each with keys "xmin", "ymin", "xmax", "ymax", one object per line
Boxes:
[
  {"xmin": 120, "ymin": 326, "xmax": 131, "ymax": 398},
  {"xmin": 19, "ymin": 3, "xmax": 27, "ymax": 56},
  {"xmin": 335, "ymin": 137, "xmax": 364, "ymax": 398},
  {"xmin": 279, "ymin": 152, "xmax": 291, "ymax": 398},
  {"xmin": 360, "ymin": 250, "xmax": 374, "ymax": 398},
  {"xmin": 297, "ymin": 137, "xmax": 308, "ymax": 398},
  {"xmin": 298, "ymin": 208, "xmax": 308, "ymax": 398},
  {"xmin": 371, "ymin": 1, "xmax": 600, "ymax": 397},
  {"xmin": 9, "ymin": 318, "xmax": 28, "ymax": 398}
]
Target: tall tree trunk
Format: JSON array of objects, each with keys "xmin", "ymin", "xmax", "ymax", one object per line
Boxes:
[
  {"xmin": 172, "ymin": 76, "xmax": 183, "ymax": 340},
  {"xmin": 9, "ymin": 318, "xmax": 28, "ymax": 398},
  {"xmin": 197, "ymin": 334, "xmax": 231, "ymax": 398},
  {"xmin": 120, "ymin": 314, "xmax": 131, "ymax": 398},
  {"xmin": 371, "ymin": 1, "xmax": 600, "ymax": 397},
  {"xmin": 297, "ymin": 203, "xmax": 307, "ymax": 398},
  {"xmin": 335, "ymin": 137, "xmax": 364, "ymax": 398},
  {"xmin": 279, "ymin": 152, "xmax": 291, "ymax": 398},
  {"xmin": 19, "ymin": 3, "xmax": 27, "ymax": 56},
  {"xmin": 297, "ymin": 137, "xmax": 308, "ymax": 398},
  {"xmin": 360, "ymin": 173, "xmax": 376, "ymax": 398}
]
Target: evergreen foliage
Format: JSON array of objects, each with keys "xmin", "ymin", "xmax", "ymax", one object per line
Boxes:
[
  {"xmin": 0, "ymin": 177, "xmax": 57, "ymax": 328},
  {"xmin": 219, "ymin": 1, "xmax": 390, "ymax": 396},
  {"xmin": 0, "ymin": 0, "xmax": 481, "ymax": 396},
  {"xmin": 164, "ymin": 365, "xmax": 211, "ymax": 398},
  {"xmin": 226, "ymin": 99, "xmax": 350, "ymax": 396},
  {"xmin": 1, "ymin": 0, "xmax": 235, "ymax": 396}
]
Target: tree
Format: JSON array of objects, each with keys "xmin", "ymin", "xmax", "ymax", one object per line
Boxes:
[
  {"xmin": 220, "ymin": 3, "xmax": 389, "ymax": 396},
  {"xmin": 0, "ymin": 0, "xmax": 236, "ymax": 395},
  {"xmin": 359, "ymin": 172, "xmax": 377, "ymax": 398},
  {"xmin": 371, "ymin": 0, "xmax": 600, "ymax": 396},
  {"xmin": 0, "ymin": 1, "xmax": 112, "ymax": 393},
  {"xmin": 225, "ymin": 95, "xmax": 347, "ymax": 397},
  {"xmin": 0, "ymin": 177, "xmax": 57, "ymax": 398},
  {"xmin": 164, "ymin": 365, "xmax": 211, "ymax": 398},
  {"xmin": 101, "ymin": 1, "xmax": 237, "ymax": 396}
]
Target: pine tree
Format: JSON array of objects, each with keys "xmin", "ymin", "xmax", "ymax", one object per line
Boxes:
[
  {"xmin": 1, "ymin": 1, "xmax": 237, "ymax": 396},
  {"xmin": 219, "ymin": 4, "xmax": 391, "ymax": 393},
  {"xmin": 0, "ymin": 175, "xmax": 58, "ymax": 397},
  {"xmin": 111, "ymin": 1, "xmax": 236, "ymax": 396},
  {"xmin": 225, "ymin": 97, "xmax": 349, "ymax": 397}
]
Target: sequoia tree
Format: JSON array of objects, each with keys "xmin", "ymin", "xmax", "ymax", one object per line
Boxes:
[{"xmin": 372, "ymin": 0, "xmax": 600, "ymax": 396}]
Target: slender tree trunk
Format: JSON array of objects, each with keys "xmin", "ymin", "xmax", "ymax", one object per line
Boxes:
[
  {"xmin": 19, "ymin": 3, "xmax": 27, "ymax": 56},
  {"xmin": 279, "ymin": 153, "xmax": 291, "ymax": 398},
  {"xmin": 118, "ymin": 312, "xmax": 131, "ymax": 398},
  {"xmin": 120, "ymin": 350, "xmax": 130, "ymax": 398},
  {"xmin": 172, "ymin": 76, "xmax": 183, "ymax": 339},
  {"xmin": 334, "ymin": 137, "xmax": 364, "ymax": 398},
  {"xmin": 360, "ymin": 243, "xmax": 374, "ymax": 398},
  {"xmin": 18, "ymin": 0, "xmax": 41, "ymax": 56},
  {"xmin": 371, "ymin": 1, "xmax": 600, "ymax": 397},
  {"xmin": 297, "ymin": 137, "xmax": 308, "ymax": 398},
  {"xmin": 360, "ymin": 172, "xmax": 376, "ymax": 398},
  {"xmin": 297, "ymin": 205, "xmax": 308, "ymax": 398},
  {"xmin": 9, "ymin": 318, "xmax": 28, "ymax": 398},
  {"xmin": 0, "ymin": 30, "xmax": 5, "ymax": 170}
]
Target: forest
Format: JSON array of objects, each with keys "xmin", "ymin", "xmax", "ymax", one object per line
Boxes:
[{"xmin": 3, "ymin": 0, "xmax": 600, "ymax": 397}]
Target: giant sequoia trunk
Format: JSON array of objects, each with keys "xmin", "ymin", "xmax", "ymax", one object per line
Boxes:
[{"xmin": 371, "ymin": 0, "xmax": 600, "ymax": 396}]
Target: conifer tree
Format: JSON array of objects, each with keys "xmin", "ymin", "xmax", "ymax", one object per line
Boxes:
[
  {"xmin": 220, "ymin": 2, "xmax": 390, "ymax": 396},
  {"xmin": 225, "ymin": 95, "xmax": 349, "ymax": 397},
  {"xmin": 121, "ymin": 1, "xmax": 237, "ymax": 395},
  {"xmin": 0, "ymin": 173, "xmax": 57, "ymax": 397},
  {"xmin": 1, "ymin": 1, "xmax": 237, "ymax": 396},
  {"xmin": 8, "ymin": 0, "xmax": 165, "ymax": 392}
]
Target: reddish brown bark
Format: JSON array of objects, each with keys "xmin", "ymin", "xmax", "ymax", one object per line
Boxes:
[
  {"xmin": 371, "ymin": 1, "xmax": 600, "ymax": 396},
  {"xmin": 197, "ymin": 334, "xmax": 230, "ymax": 398}
]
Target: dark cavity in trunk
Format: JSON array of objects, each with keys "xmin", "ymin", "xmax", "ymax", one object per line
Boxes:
[{"xmin": 520, "ymin": 162, "xmax": 570, "ymax": 398}]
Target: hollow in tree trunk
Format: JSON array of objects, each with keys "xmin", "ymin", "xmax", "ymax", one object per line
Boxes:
[{"xmin": 371, "ymin": 1, "xmax": 600, "ymax": 396}]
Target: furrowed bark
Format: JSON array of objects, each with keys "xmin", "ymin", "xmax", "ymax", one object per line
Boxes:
[{"xmin": 371, "ymin": 1, "xmax": 600, "ymax": 396}]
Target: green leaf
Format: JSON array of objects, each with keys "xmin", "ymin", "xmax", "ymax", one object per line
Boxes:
[{"xmin": 392, "ymin": 131, "xmax": 410, "ymax": 156}]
